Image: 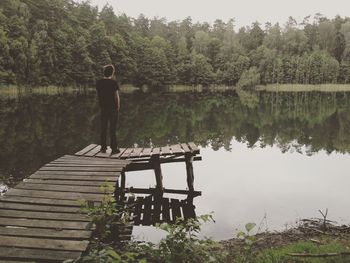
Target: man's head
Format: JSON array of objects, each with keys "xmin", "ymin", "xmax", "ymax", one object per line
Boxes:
[{"xmin": 103, "ymin": 64, "xmax": 115, "ymax": 78}]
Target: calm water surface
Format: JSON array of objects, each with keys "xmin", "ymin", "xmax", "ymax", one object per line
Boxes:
[{"xmin": 1, "ymin": 89, "xmax": 350, "ymax": 241}]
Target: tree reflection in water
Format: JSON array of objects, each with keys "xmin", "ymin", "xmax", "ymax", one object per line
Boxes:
[{"xmin": 1, "ymin": 89, "xmax": 350, "ymax": 185}]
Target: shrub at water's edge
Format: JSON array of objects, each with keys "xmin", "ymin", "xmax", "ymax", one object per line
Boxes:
[{"xmin": 67, "ymin": 189, "xmax": 350, "ymax": 263}]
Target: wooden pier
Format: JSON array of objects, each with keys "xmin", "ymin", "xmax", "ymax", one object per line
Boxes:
[{"xmin": 0, "ymin": 142, "xmax": 201, "ymax": 262}]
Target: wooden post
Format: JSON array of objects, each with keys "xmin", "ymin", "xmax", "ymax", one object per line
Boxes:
[
  {"xmin": 114, "ymin": 171, "xmax": 126, "ymax": 202},
  {"xmin": 153, "ymin": 193, "xmax": 162, "ymax": 224},
  {"xmin": 185, "ymin": 153, "xmax": 194, "ymax": 192},
  {"xmin": 114, "ymin": 179, "xmax": 120, "ymax": 198},
  {"xmin": 152, "ymin": 156, "xmax": 163, "ymax": 191},
  {"xmin": 121, "ymin": 171, "xmax": 126, "ymax": 189}
]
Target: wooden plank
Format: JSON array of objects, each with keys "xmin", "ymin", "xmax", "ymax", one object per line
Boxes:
[
  {"xmin": 46, "ymin": 163, "xmax": 125, "ymax": 167},
  {"xmin": 187, "ymin": 142, "xmax": 200, "ymax": 154},
  {"xmin": 0, "ymin": 209, "xmax": 89, "ymax": 222},
  {"xmin": 84, "ymin": 145, "xmax": 101, "ymax": 157},
  {"xmin": 129, "ymin": 148, "xmax": 143, "ymax": 158},
  {"xmin": 0, "ymin": 226, "xmax": 91, "ymax": 240},
  {"xmin": 120, "ymin": 147, "xmax": 134, "ymax": 159},
  {"xmin": 33, "ymin": 170, "xmax": 120, "ymax": 177},
  {"xmin": 0, "ymin": 235, "xmax": 88, "ymax": 252},
  {"xmin": 0, "ymin": 202, "xmax": 82, "ymax": 213},
  {"xmin": 59, "ymin": 155, "xmax": 129, "ymax": 163},
  {"xmin": 31, "ymin": 174, "xmax": 118, "ymax": 182},
  {"xmin": 142, "ymin": 196, "xmax": 152, "ymax": 226},
  {"xmin": 51, "ymin": 160, "xmax": 124, "ymax": 165},
  {"xmin": 24, "ymin": 178, "xmax": 114, "ymax": 186},
  {"xmin": 185, "ymin": 202, "xmax": 196, "ymax": 219},
  {"xmin": 181, "ymin": 201, "xmax": 195, "ymax": 220},
  {"xmin": 6, "ymin": 189, "xmax": 104, "ymax": 202},
  {"xmin": 133, "ymin": 197, "xmax": 143, "ymax": 225},
  {"xmin": 151, "ymin": 147, "xmax": 160, "ymax": 156},
  {"xmin": 160, "ymin": 145, "xmax": 171, "ymax": 156},
  {"xmin": 152, "ymin": 197, "xmax": 162, "ymax": 224},
  {"xmin": 39, "ymin": 166, "xmax": 121, "ymax": 172},
  {"xmin": 120, "ymin": 187, "xmax": 201, "ymax": 196},
  {"xmin": 0, "ymin": 217, "xmax": 88, "ymax": 230},
  {"xmin": 75, "ymin": 144, "xmax": 98, "ymax": 156},
  {"xmin": 170, "ymin": 144, "xmax": 184, "ymax": 155},
  {"xmin": 95, "ymin": 146, "xmax": 112, "ymax": 158},
  {"xmin": 139, "ymin": 147, "xmax": 152, "ymax": 157},
  {"xmin": 111, "ymin": 148, "xmax": 126, "ymax": 158},
  {"xmin": 161, "ymin": 198, "xmax": 171, "ymax": 222},
  {"xmin": 0, "ymin": 247, "xmax": 81, "ymax": 261},
  {"xmin": 0, "ymin": 196, "xmax": 82, "ymax": 207},
  {"xmin": 16, "ymin": 182, "xmax": 112, "ymax": 194},
  {"xmin": 59, "ymin": 155, "xmax": 119, "ymax": 162},
  {"xmin": 180, "ymin": 143, "xmax": 191, "ymax": 153},
  {"xmin": 170, "ymin": 199, "xmax": 182, "ymax": 222}
]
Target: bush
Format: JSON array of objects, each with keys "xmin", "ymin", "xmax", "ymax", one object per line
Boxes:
[{"xmin": 134, "ymin": 214, "xmax": 228, "ymax": 263}]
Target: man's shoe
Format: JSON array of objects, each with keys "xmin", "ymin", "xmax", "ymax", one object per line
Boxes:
[
  {"xmin": 101, "ymin": 148, "xmax": 107, "ymax": 153},
  {"xmin": 111, "ymin": 148, "xmax": 121, "ymax": 155}
]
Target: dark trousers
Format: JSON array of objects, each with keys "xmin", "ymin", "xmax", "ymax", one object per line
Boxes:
[{"xmin": 100, "ymin": 109, "xmax": 118, "ymax": 151}]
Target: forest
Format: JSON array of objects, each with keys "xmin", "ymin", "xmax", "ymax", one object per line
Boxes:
[{"xmin": 1, "ymin": 0, "xmax": 350, "ymax": 87}]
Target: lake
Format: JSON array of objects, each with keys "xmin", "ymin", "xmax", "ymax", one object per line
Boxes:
[{"xmin": 1, "ymin": 88, "xmax": 350, "ymax": 241}]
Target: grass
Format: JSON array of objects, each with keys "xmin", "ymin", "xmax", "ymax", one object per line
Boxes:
[
  {"xmin": 257, "ymin": 84, "xmax": 350, "ymax": 92},
  {"xmin": 0, "ymin": 85, "xmax": 87, "ymax": 98},
  {"xmin": 236, "ymin": 236, "xmax": 350, "ymax": 263},
  {"xmin": 2, "ymin": 84, "xmax": 350, "ymax": 98},
  {"xmin": 165, "ymin": 84, "xmax": 350, "ymax": 93},
  {"xmin": 119, "ymin": 84, "xmax": 140, "ymax": 93},
  {"xmin": 167, "ymin": 85, "xmax": 240, "ymax": 92},
  {"xmin": 0, "ymin": 84, "xmax": 139, "ymax": 98}
]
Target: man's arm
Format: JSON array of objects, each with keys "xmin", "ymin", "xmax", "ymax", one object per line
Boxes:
[{"xmin": 115, "ymin": 90, "xmax": 120, "ymax": 111}]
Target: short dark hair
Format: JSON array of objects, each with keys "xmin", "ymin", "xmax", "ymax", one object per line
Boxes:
[{"xmin": 103, "ymin": 64, "xmax": 115, "ymax": 78}]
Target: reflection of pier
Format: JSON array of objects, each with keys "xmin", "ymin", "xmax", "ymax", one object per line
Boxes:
[
  {"xmin": 0, "ymin": 142, "xmax": 202, "ymax": 262},
  {"xmin": 82, "ymin": 142, "xmax": 203, "ymax": 242},
  {"xmin": 115, "ymin": 190, "xmax": 201, "ymax": 241}
]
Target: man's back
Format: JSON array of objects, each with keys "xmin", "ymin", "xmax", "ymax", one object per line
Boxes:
[{"xmin": 96, "ymin": 79, "xmax": 119, "ymax": 110}]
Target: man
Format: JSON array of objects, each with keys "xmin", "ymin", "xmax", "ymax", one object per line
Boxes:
[{"xmin": 96, "ymin": 64, "xmax": 120, "ymax": 154}]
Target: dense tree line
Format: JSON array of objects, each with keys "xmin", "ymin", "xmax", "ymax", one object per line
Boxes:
[{"xmin": 1, "ymin": 0, "xmax": 350, "ymax": 87}]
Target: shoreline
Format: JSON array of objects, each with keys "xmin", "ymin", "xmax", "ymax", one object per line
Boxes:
[
  {"xmin": 2, "ymin": 84, "xmax": 350, "ymax": 95},
  {"xmin": 221, "ymin": 218, "xmax": 350, "ymax": 262}
]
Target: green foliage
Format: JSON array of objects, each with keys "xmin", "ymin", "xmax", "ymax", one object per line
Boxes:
[
  {"xmin": 252, "ymin": 237, "xmax": 350, "ymax": 263},
  {"xmin": 80, "ymin": 183, "xmax": 130, "ymax": 242},
  {"xmin": 1, "ymin": 1, "xmax": 350, "ymax": 87},
  {"xmin": 72, "ymin": 185, "xmax": 226, "ymax": 263},
  {"xmin": 237, "ymin": 67, "xmax": 261, "ymax": 89},
  {"xmin": 134, "ymin": 214, "xmax": 228, "ymax": 263},
  {"xmin": 235, "ymin": 223, "xmax": 258, "ymax": 263},
  {"xmin": 64, "ymin": 246, "xmax": 142, "ymax": 263}
]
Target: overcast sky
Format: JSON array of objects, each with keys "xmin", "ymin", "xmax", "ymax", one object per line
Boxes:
[{"xmin": 89, "ymin": 0, "xmax": 350, "ymax": 28}]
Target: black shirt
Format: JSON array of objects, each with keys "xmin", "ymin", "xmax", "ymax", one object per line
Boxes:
[{"xmin": 96, "ymin": 79, "xmax": 119, "ymax": 110}]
